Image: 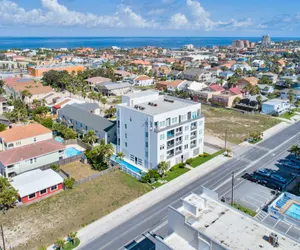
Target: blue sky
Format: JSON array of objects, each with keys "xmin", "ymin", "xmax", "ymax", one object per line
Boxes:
[{"xmin": 0, "ymin": 0, "xmax": 299, "ymax": 37}]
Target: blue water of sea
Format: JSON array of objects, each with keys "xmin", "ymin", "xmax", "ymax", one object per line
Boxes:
[{"xmin": 0, "ymin": 37, "xmax": 299, "ymax": 50}]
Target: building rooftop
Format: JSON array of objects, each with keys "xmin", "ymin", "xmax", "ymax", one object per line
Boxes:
[
  {"xmin": 120, "ymin": 90, "xmax": 199, "ymax": 116},
  {"xmin": 11, "ymin": 169, "xmax": 64, "ymax": 198},
  {"xmin": 0, "ymin": 124, "xmax": 51, "ymax": 143},
  {"xmin": 168, "ymin": 192, "xmax": 299, "ymax": 250},
  {"xmin": 59, "ymin": 104, "xmax": 115, "ymax": 132},
  {"xmin": 0, "ymin": 139, "xmax": 65, "ymax": 166}
]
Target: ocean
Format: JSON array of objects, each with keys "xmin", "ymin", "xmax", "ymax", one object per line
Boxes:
[{"xmin": 0, "ymin": 37, "xmax": 299, "ymax": 50}]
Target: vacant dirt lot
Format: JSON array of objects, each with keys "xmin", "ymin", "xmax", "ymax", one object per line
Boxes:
[
  {"xmin": 1, "ymin": 170, "xmax": 151, "ymax": 250},
  {"xmin": 202, "ymin": 105, "xmax": 280, "ymax": 144},
  {"xmin": 60, "ymin": 161, "xmax": 98, "ymax": 181}
]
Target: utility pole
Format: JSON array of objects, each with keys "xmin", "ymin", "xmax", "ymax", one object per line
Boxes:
[
  {"xmin": 1, "ymin": 224, "xmax": 5, "ymax": 250},
  {"xmin": 224, "ymin": 129, "xmax": 228, "ymax": 150},
  {"xmin": 231, "ymin": 171, "xmax": 234, "ymax": 206}
]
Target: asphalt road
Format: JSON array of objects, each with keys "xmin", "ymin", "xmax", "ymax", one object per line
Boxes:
[{"xmin": 80, "ymin": 121, "xmax": 300, "ymax": 250}]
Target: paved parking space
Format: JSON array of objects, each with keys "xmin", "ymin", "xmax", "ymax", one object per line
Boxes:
[{"xmin": 222, "ymin": 180, "xmax": 275, "ymax": 212}]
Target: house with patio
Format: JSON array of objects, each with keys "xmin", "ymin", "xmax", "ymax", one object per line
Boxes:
[
  {"xmin": 0, "ymin": 139, "xmax": 65, "ymax": 177},
  {"xmin": 261, "ymin": 99, "xmax": 291, "ymax": 115},
  {"xmin": 211, "ymin": 87, "xmax": 243, "ymax": 108},
  {"xmin": 58, "ymin": 103, "xmax": 117, "ymax": 144}
]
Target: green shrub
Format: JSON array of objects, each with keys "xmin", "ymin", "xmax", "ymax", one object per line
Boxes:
[
  {"xmin": 178, "ymin": 162, "xmax": 186, "ymax": 168},
  {"xmin": 50, "ymin": 164, "xmax": 60, "ymax": 172},
  {"xmin": 185, "ymin": 158, "xmax": 193, "ymax": 165}
]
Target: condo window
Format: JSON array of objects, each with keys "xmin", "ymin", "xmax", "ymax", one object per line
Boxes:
[
  {"xmin": 145, "ymin": 132, "xmax": 148, "ymax": 138},
  {"xmin": 28, "ymin": 193, "xmax": 36, "ymax": 200},
  {"xmin": 160, "ymin": 134, "xmax": 165, "ymax": 140},
  {"xmin": 160, "ymin": 144, "xmax": 165, "ymax": 150},
  {"xmin": 184, "ymin": 144, "xmax": 188, "ymax": 149},
  {"xmin": 30, "ymin": 159, "xmax": 33, "ymax": 164},
  {"xmin": 125, "ymin": 142, "xmax": 128, "ymax": 147},
  {"xmin": 125, "ymin": 124, "xmax": 127, "ymax": 129},
  {"xmin": 51, "ymin": 185, "xmax": 58, "ymax": 191},
  {"xmin": 40, "ymin": 189, "xmax": 47, "ymax": 195},
  {"xmin": 125, "ymin": 133, "xmax": 127, "ymax": 138}
]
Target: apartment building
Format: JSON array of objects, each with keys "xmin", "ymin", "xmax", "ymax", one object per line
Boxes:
[
  {"xmin": 0, "ymin": 124, "xmax": 53, "ymax": 151},
  {"xmin": 117, "ymin": 91, "xmax": 204, "ymax": 171},
  {"xmin": 27, "ymin": 63, "xmax": 84, "ymax": 77}
]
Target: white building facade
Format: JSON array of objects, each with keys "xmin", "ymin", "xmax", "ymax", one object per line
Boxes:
[{"xmin": 117, "ymin": 91, "xmax": 204, "ymax": 171}]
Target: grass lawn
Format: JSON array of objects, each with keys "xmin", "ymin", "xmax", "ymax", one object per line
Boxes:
[
  {"xmin": 248, "ymin": 138, "xmax": 263, "ymax": 144},
  {"xmin": 60, "ymin": 161, "xmax": 99, "ymax": 181},
  {"xmin": 280, "ymin": 111, "xmax": 296, "ymax": 120},
  {"xmin": 1, "ymin": 170, "xmax": 151, "ymax": 250},
  {"xmin": 202, "ymin": 105, "xmax": 280, "ymax": 144},
  {"xmin": 189, "ymin": 150, "xmax": 225, "ymax": 168},
  {"xmin": 62, "ymin": 238, "xmax": 80, "ymax": 250},
  {"xmin": 232, "ymin": 203, "xmax": 256, "ymax": 217},
  {"xmin": 152, "ymin": 164, "xmax": 190, "ymax": 188}
]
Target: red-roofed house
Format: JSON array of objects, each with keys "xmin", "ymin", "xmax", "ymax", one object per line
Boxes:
[
  {"xmin": 130, "ymin": 60, "xmax": 152, "ymax": 72},
  {"xmin": 211, "ymin": 87, "xmax": 243, "ymax": 108},
  {"xmin": 237, "ymin": 77, "xmax": 259, "ymax": 88},
  {"xmin": 209, "ymin": 84, "xmax": 225, "ymax": 92}
]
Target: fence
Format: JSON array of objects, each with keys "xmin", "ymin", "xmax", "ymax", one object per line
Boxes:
[
  {"xmin": 64, "ymin": 139, "xmax": 92, "ymax": 150},
  {"xmin": 40, "ymin": 153, "xmax": 84, "ymax": 171},
  {"xmin": 74, "ymin": 165, "xmax": 120, "ymax": 186}
]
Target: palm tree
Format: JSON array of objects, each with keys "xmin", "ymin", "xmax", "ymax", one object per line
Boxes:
[
  {"xmin": 21, "ymin": 89, "xmax": 32, "ymax": 104},
  {"xmin": 116, "ymin": 152, "xmax": 125, "ymax": 161},
  {"xmin": 256, "ymin": 95, "xmax": 262, "ymax": 110},
  {"xmin": 82, "ymin": 130, "xmax": 98, "ymax": 145},
  {"xmin": 158, "ymin": 161, "xmax": 169, "ymax": 177},
  {"xmin": 68, "ymin": 231, "xmax": 77, "ymax": 245},
  {"xmin": 289, "ymin": 145, "xmax": 300, "ymax": 158},
  {"xmin": 55, "ymin": 238, "xmax": 65, "ymax": 250}
]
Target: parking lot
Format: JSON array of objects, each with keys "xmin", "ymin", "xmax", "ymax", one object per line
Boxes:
[{"xmin": 221, "ymin": 179, "xmax": 276, "ymax": 212}]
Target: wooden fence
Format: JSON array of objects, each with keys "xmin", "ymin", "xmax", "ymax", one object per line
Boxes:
[{"xmin": 74, "ymin": 165, "xmax": 120, "ymax": 186}]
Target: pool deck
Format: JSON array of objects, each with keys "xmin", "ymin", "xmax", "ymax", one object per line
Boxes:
[
  {"xmin": 280, "ymin": 200, "xmax": 300, "ymax": 214},
  {"xmin": 65, "ymin": 144, "xmax": 85, "ymax": 152}
]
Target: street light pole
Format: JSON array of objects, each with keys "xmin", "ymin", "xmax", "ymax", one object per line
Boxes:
[
  {"xmin": 231, "ymin": 171, "xmax": 234, "ymax": 206},
  {"xmin": 224, "ymin": 129, "xmax": 228, "ymax": 150},
  {"xmin": 0, "ymin": 224, "xmax": 5, "ymax": 250}
]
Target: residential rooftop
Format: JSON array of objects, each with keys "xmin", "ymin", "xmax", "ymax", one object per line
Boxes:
[
  {"xmin": 164, "ymin": 191, "xmax": 299, "ymax": 250},
  {"xmin": 0, "ymin": 124, "xmax": 51, "ymax": 143},
  {"xmin": 11, "ymin": 169, "xmax": 63, "ymax": 197}
]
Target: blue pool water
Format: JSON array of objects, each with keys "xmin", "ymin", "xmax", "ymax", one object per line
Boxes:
[
  {"xmin": 55, "ymin": 137, "xmax": 64, "ymax": 143},
  {"xmin": 111, "ymin": 155, "xmax": 144, "ymax": 174},
  {"xmin": 65, "ymin": 147, "xmax": 82, "ymax": 158},
  {"xmin": 285, "ymin": 203, "xmax": 300, "ymax": 221}
]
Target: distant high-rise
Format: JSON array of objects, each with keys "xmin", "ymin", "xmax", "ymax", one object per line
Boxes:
[
  {"xmin": 232, "ymin": 39, "xmax": 252, "ymax": 48},
  {"xmin": 262, "ymin": 35, "xmax": 271, "ymax": 46}
]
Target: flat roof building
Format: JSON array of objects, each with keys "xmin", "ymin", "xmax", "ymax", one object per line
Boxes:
[
  {"xmin": 27, "ymin": 63, "xmax": 84, "ymax": 77},
  {"xmin": 117, "ymin": 91, "xmax": 204, "ymax": 175},
  {"xmin": 156, "ymin": 187, "xmax": 299, "ymax": 250}
]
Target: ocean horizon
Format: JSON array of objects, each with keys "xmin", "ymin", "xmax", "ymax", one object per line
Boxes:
[{"xmin": 0, "ymin": 36, "xmax": 299, "ymax": 50}]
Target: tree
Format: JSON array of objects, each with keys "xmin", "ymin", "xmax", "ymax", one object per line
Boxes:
[
  {"xmin": 85, "ymin": 139, "xmax": 114, "ymax": 170},
  {"xmin": 21, "ymin": 89, "xmax": 32, "ymax": 103},
  {"xmin": 0, "ymin": 123, "xmax": 6, "ymax": 132},
  {"xmin": 158, "ymin": 161, "xmax": 169, "ymax": 177},
  {"xmin": 63, "ymin": 128, "xmax": 78, "ymax": 140},
  {"xmin": 256, "ymin": 95, "xmax": 263, "ymax": 110},
  {"xmin": 69, "ymin": 231, "xmax": 78, "ymax": 245},
  {"xmin": 50, "ymin": 164, "xmax": 60, "ymax": 172},
  {"xmin": 288, "ymin": 89, "xmax": 294, "ymax": 103},
  {"xmin": 55, "ymin": 238, "xmax": 65, "ymax": 250},
  {"xmin": 289, "ymin": 145, "xmax": 300, "ymax": 158},
  {"xmin": 285, "ymin": 79, "xmax": 293, "ymax": 88},
  {"xmin": 227, "ymin": 76, "xmax": 238, "ymax": 89},
  {"xmin": 233, "ymin": 97, "xmax": 241, "ymax": 106},
  {"xmin": 0, "ymin": 177, "xmax": 19, "ymax": 210},
  {"xmin": 64, "ymin": 177, "xmax": 76, "ymax": 189},
  {"xmin": 41, "ymin": 117, "xmax": 53, "ymax": 129},
  {"xmin": 116, "ymin": 152, "xmax": 125, "ymax": 161},
  {"xmin": 258, "ymin": 76, "xmax": 272, "ymax": 85},
  {"xmin": 10, "ymin": 99, "xmax": 28, "ymax": 122},
  {"xmin": 82, "ymin": 130, "xmax": 98, "ymax": 145}
]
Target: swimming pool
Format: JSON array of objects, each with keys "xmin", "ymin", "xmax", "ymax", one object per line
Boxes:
[
  {"xmin": 111, "ymin": 155, "xmax": 144, "ymax": 174},
  {"xmin": 65, "ymin": 147, "xmax": 82, "ymax": 158},
  {"xmin": 285, "ymin": 203, "xmax": 300, "ymax": 221},
  {"xmin": 55, "ymin": 137, "xmax": 64, "ymax": 143}
]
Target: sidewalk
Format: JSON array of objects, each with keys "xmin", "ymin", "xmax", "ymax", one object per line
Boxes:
[{"xmin": 74, "ymin": 154, "xmax": 230, "ymax": 248}]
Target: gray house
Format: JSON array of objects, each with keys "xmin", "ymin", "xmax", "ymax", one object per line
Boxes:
[
  {"xmin": 58, "ymin": 104, "xmax": 117, "ymax": 144},
  {"xmin": 97, "ymin": 82, "xmax": 132, "ymax": 96},
  {"xmin": 181, "ymin": 68, "xmax": 212, "ymax": 82}
]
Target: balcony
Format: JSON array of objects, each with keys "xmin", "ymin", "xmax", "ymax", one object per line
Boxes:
[
  {"xmin": 190, "ymin": 124, "xmax": 197, "ymax": 131},
  {"xmin": 190, "ymin": 133, "xmax": 197, "ymax": 139},
  {"xmin": 175, "ymin": 147, "xmax": 182, "ymax": 155},
  {"xmin": 167, "ymin": 130, "xmax": 175, "ymax": 139},
  {"xmin": 175, "ymin": 130, "xmax": 183, "ymax": 136},
  {"xmin": 190, "ymin": 143, "xmax": 197, "ymax": 149},
  {"xmin": 167, "ymin": 141, "xmax": 175, "ymax": 149},
  {"xmin": 175, "ymin": 140, "xmax": 182, "ymax": 146},
  {"xmin": 167, "ymin": 150, "xmax": 174, "ymax": 159}
]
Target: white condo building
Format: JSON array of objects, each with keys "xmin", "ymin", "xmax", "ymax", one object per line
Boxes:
[{"xmin": 116, "ymin": 91, "xmax": 204, "ymax": 172}]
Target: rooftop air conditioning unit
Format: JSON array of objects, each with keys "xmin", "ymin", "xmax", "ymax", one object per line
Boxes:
[{"xmin": 269, "ymin": 233, "xmax": 278, "ymax": 247}]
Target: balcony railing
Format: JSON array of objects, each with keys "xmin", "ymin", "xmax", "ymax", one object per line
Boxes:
[
  {"xmin": 190, "ymin": 134, "xmax": 197, "ymax": 139},
  {"xmin": 167, "ymin": 144, "xmax": 174, "ymax": 150},
  {"xmin": 154, "ymin": 115, "xmax": 203, "ymax": 133},
  {"xmin": 175, "ymin": 150, "xmax": 182, "ymax": 155},
  {"xmin": 175, "ymin": 130, "xmax": 183, "ymax": 136},
  {"xmin": 167, "ymin": 153, "xmax": 174, "ymax": 159},
  {"xmin": 175, "ymin": 140, "xmax": 182, "ymax": 146},
  {"xmin": 190, "ymin": 144, "xmax": 197, "ymax": 149},
  {"xmin": 191, "ymin": 125, "xmax": 197, "ymax": 131}
]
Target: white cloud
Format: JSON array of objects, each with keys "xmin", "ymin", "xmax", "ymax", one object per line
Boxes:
[
  {"xmin": 0, "ymin": 0, "xmax": 157, "ymax": 28},
  {"xmin": 148, "ymin": 9, "xmax": 165, "ymax": 16},
  {"xmin": 186, "ymin": 0, "xmax": 214, "ymax": 29},
  {"xmin": 169, "ymin": 13, "xmax": 189, "ymax": 28}
]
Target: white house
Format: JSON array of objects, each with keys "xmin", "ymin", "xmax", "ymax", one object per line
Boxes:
[
  {"xmin": 131, "ymin": 75, "xmax": 154, "ymax": 86},
  {"xmin": 117, "ymin": 91, "xmax": 204, "ymax": 173},
  {"xmin": 261, "ymin": 99, "xmax": 291, "ymax": 115},
  {"xmin": 0, "ymin": 124, "xmax": 53, "ymax": 151},
  {"xmin": 0, "ymin": 139, "xmax": 65, "ymax": 177}
]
